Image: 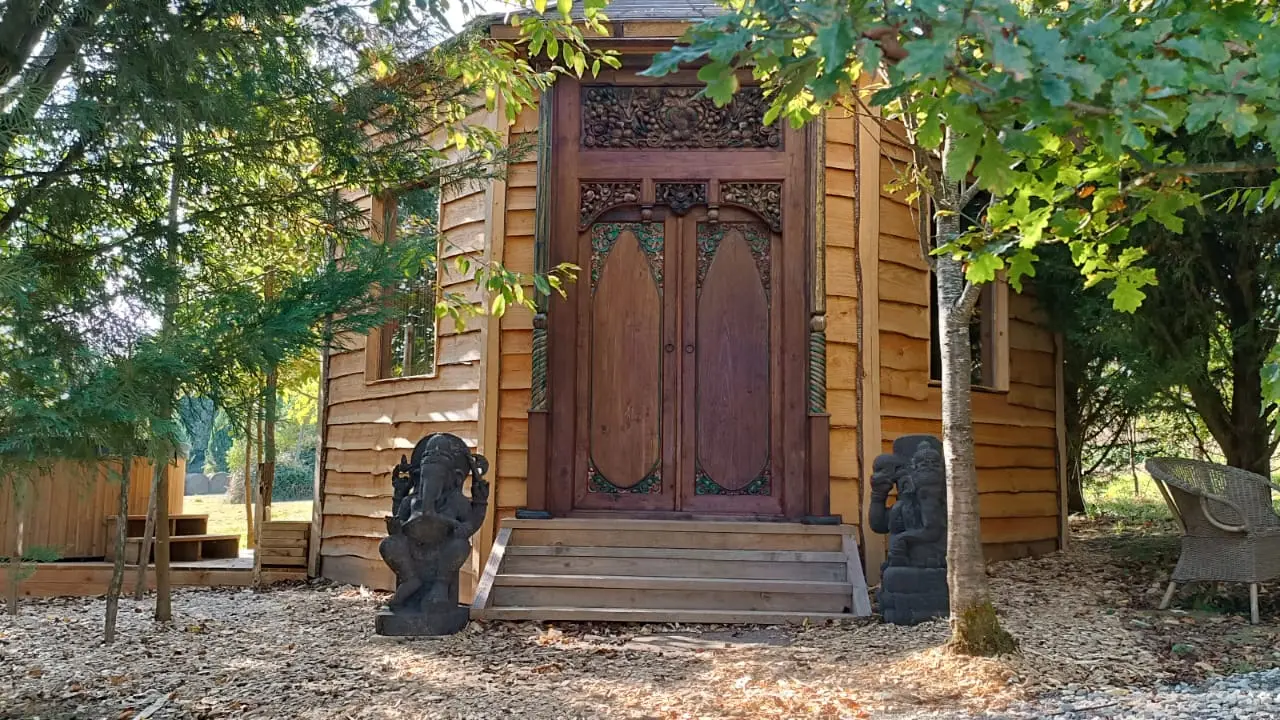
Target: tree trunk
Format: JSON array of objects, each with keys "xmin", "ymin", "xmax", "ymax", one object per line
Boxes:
[
  {"xmin": 154, "ymin": 454, "xmax": 172, "ymax": 621},
  {"xmin": 154, "ymin": 121, "xmax": 184, "ymax": 623},
  {"xmin": 935, "ymin": 205, "xmax": 1016, "ymax": 655},
  {"xmin": 1063, "ymin": 376, "xmax": 1087, "ymax": 514},
  {"xmin": 133, "ymin": 460, "xmax": 162, "ymax": 600},
  {"xmin": 253, "ymin": 388, "xmax": 266, "ymax": 589},
  {"xmin": 263, "ymin": 367, "xmax": 277, "ymax": 522},
  {"xmin": 6, "ymin": 490, "xmax": 23, "ymax": 615},
  {"xmin": 242, "ymin": 399, "xmax": 255, "ymax": 546},
  {"xmin": 104, "ymin": 456, "xmax": 132, "ymax": 643}
]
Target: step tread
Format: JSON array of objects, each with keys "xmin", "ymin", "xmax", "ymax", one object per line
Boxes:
[
  {"xmin": 105, "ymin": 514, "xmax": 209, "ymax": 523},
  {"xmin": 506, "ymin": 546, "xmax": 846, "ymax": 562},
  {"xmin": 502, "ymin": 518, "xmax": 850, "ymax": 535},
  {"xmin": 474, "ymin": 606, "xmax": 864, "ymax": 624},
  {"xmin": 494, "ymin": 574, "xmax": 852, "ymax": 594},
  {"xmin": 123, "ymin": 533, "xmax": 239, "ymax": 544}
]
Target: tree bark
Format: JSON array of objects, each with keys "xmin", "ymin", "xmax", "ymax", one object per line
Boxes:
[
  {"xmin": 104, "ymin": 456, "xmax": 131, "ymax": 643},
  {"xmin": 153, "ymin": 122, "xmax": 184, "ymax": 623},
  {"xmin": 6, "ymin": 487, "xmax": 24, "ymax": 615},
  {"xmin": 931, "ymin": 149, "xmax": 1016, "ymax": 654},
  {"xmin": 242, "ymin": 398, "xmax": 255, "ymax": 547},
  {"xmin": 132, "ymin": 460, "xmax": 161, "ymax": 600}
]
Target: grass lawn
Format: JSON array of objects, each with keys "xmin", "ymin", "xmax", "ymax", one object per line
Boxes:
[
  {"xmin": 181, "ymin": 494, "xmax": 312, "ymax": 549},
  {"xmin": 1084, "ymin": 470, "xmax": 1174, "ymax": 524}
]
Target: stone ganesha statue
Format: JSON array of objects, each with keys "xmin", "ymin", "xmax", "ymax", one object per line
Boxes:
[
  {"xmin": 868, "ymin": 434, "xmax": 949, "ymax": 625},
  {"xmin": 376, "ymin": 432, "xmax": 489, "ymax": 636}
]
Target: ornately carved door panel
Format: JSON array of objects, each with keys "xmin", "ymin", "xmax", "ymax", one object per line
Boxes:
[
  {"xmin": 573, "ymin": 213, "xmax": 679, "ymax": 510},
  {"xmin": 549, "ymin": 75, "xmax": 809, "ymax": 518}
]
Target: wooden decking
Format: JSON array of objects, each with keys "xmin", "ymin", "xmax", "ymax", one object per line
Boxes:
[
  {"xmin": 16, "ymin": 556, "xmax": 305, "ymax": 598},
  {"xmin": 471, "ymin": 519, "xmax": 873, "ymax": 624}
]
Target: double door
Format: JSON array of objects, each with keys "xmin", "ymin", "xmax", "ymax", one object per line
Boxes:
[{"xmin": 573, "ymin": 202, "xmax": 783, "ymax": 515}]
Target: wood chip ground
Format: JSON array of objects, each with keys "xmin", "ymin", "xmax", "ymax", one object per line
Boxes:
[{"xmin": 4, "ymin": 522, "xmax": 1278, "ymax": 719}]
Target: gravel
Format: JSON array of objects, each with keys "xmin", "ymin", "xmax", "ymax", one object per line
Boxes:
[{"xmin": 881, "ymin": 669, "xmax": 1280, "ymax": 719}]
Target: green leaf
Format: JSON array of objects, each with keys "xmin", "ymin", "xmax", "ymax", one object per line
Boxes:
[
  {"xmin": 1006, "ymin": 247, "xmax": 1038, "ymax": 292},
  {"xmin": 816, "ymin": 18, "xmax": 854, "ymax": 78},
  {"xmin": 1108, "ymin": 269, "xmax": 1156, "ymax": 313},
  {"xmin": 1221, "ymin": 103, "xmax": 1259, "ymax": 137},
  {"xmin": 1040, "ymin": 76, "xmax": 1072, "ymax": 107},
  {"xmin": 897, "ymin": 37, "xmax": 950, "ymax": 79},
  {"xmin": 945, "ymin": 132, "xmax": 981, "ymax": 181},
  {"xmin": 697, "ymin": 63, "xmax": 739, "ymax": 105},
  {"xmin": 534, "ymin": 0, "xmax": 547, "ymax": 13},
  {"xmin": 1185, "ymin": 97, "xmax": 1226, "ymax": 133},
  {"xmin": 557, "ymin": 0, "xmax": 571, "ymax": 17},
  {"xmin": 491, "ymin": 293, "xmax": 507, "ymax": 316},
  {"xmin": 965, "ymin": 253, "xmax": 1004, "ymax": 284},
  {"xmin": 991, "ymin": 36, "xmax": 1032, "ymax": 80},
  {"xmin": 917, "ymin": 112, "xmax": 942, "ymax": 149}
]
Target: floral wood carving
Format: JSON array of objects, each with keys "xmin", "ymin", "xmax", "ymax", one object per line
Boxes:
[
  {"xmin": 720, "ymin": 182, "xmax": 782, "ymax": 232},
  {"xmin": 581, "ymin": 86, "xmax": 781, "ymax": 150},
  {"xmin": 579, "ymin": 182, "xmax": 640, "ymax": 229},
  {"xmin": 654, "ymin": 182, "xmax": 707, "ymax": 216}
]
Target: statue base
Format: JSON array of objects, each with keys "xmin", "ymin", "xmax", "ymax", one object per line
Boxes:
[
  {"xmin": 878, "ymin": 566, "xmax": 949, "ymax": 625},
  {"xmin": 375, "ymin": 604, "xmax": 471, "ymax": 636}
]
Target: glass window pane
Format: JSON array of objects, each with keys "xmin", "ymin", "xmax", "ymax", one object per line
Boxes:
[{"xmin": 382, "ymin": 184, "xmax": 440, "ymax": 378}]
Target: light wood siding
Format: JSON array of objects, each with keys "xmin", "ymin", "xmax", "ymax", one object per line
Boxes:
[
  {"xmin": 872, "ymin": 122, "xmax": 1062, "ymax": 562},
  {"xmin": 318, "ymin": 108, "xmax": 500, "ymax": 599},
  {"xmin": 493, "ymin": 102, "xmax": 540, "ymax": 531},
  {"xmin": 822, "ymin": 109, "xmax": 861, "ymax": 528},
  {"xmin": 0, "ymin": 458, "xmax": 185, "ymax": 560}
]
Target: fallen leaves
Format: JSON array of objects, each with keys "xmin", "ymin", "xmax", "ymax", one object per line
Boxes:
[{"xmin": 2, "ymin": 526, "xmax": 1277, "ymax": 719}]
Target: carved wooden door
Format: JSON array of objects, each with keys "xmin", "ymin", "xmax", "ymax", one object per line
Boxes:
[{"xmin": 547, "ymin": 75, "xmax": 809, "ymax": 518}]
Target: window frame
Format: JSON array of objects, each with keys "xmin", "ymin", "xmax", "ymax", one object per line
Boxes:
[
  {"xmin": 927, "ymin": 273, "xmax": 1009, "ymax": 393},
  {"xmin": 923, "ymin": 191, "xmax": 1010, "ymax": 393},
  {"xmin": 365, "ymin": 183, "xmax": 444, "ymax": 383}
]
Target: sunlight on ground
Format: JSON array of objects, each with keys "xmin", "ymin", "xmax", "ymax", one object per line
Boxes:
[
  {"xmin": 1085, "ymin": 471, "xmax": 1173, "ymax": 524},
  {"xmin": 182, "ymin": 495, "xmax": 312, "ymax": 547}
]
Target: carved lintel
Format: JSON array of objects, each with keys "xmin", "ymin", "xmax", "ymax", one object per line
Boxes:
[
  {"xmin": 581, "ymin": 86, "xmax": 781, "ymax": 150},
  {"xmin": 578, "ymin": 181, "xmax": 641, "ymax": 229},
  {"xmin": 721, "ymin": 182, "xmax": 782, "ymax": 232},
  {"xmin": 654, "ymin": 182, "xmax": 707, "ymax": 216}
]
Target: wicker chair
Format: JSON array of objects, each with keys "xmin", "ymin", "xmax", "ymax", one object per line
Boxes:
[{"xmin": 1145, "ymin": 457, "xmax": 1280, "ymax": 623}]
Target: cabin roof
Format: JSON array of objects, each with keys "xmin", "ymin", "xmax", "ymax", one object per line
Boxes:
[{"xmin": 474, "ymin": 0, "xmax": 722, "ymax": 31}]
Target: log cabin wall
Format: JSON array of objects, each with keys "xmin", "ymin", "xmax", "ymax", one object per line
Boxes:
[
  {"xmin": 867, "ymin": 121, "xmax": 1063, "ymax": 563},
  {"xmin": 318, "ymin": 108, "xmax": 502, "ymax": 600},
  {"xmin": 822, "ymin": 108, "xmax": 863, "ymax": 528},
  {"xmin": 0, "ymin": 457, "xmax": 185, "ymax": 560}
]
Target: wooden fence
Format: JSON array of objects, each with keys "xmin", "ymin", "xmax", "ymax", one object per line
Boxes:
[{"xmin": 0, "ymin": 457, "xmax": 186, "ymax": 560}]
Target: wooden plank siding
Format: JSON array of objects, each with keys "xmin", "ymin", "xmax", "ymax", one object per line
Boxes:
[
  {"xmin": 317, "ymin": 106, "xmax": 503, "ymax": 601},
  {"xmin": 823, "ymin": 108, "xmax": 861, "ymax": 529},
  {"xmin": 492, "ymin": 101, "xmax": 540, "ymax": 532},
  {"xmin": 870, "ymin": 122, "xmax": 1063, "ymax": 561},
  {"xmin": 0, "ymin": 457, "xmax": 185, "ymax": 560}
]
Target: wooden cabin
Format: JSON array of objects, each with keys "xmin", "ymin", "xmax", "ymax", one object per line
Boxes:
[{"xmin": 315, "ymin": 2, "xmax": 1067, "ymax": 623}]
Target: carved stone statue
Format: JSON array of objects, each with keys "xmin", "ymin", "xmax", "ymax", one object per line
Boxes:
[
  {"xmin": 375, "ymin": 432, "xmax": 489, "ymax": 636},
  {"xmin": 868, "ymin": 434, "xmax": 949, "ymax": 625}
]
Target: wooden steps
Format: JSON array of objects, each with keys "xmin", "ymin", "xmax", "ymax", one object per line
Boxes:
[
  {"xmin": 258, "ymin": 520, "xmax": 311, "ymax": 568},
  {"xmin": 105, "ymin": 513, "xmax": 239, "ymax": 564},
  {"xmin": 472, "ymin": 519, "xmax": 872, "ymax": 624}
]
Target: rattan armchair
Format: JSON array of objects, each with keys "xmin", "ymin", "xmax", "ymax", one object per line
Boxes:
[{"xmin": 1145, "ymin": 457, "xmax": 1280, "ymax": 623}]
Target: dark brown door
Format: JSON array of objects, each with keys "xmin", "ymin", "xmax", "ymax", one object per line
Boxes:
[{"xmin": 548, "ymin": 73, "xmax": 809, "ymax": 518}]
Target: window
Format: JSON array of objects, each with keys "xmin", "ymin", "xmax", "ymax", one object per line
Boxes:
[
  {"xmin": 927, "ymin": 191, "xmax": 1005, "ymax": 390},
  {"xmin": 374, "ymin": 184, "xmax": 441, "ymax": 379},
  {"xmin": 929, "ymin": 277, "xmax": 999, "ymax": 388}
]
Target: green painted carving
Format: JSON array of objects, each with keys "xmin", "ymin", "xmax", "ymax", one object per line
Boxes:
[
  {"xmin": 696, "ymin": 222, "xmax": 771, "ymax": 298},
  {"xmin": 694, "ymin": 461, "xmax": 771, "ymax": 496},
  {"xmin": 530, "ymin": 91, "xmax": 554, "ymax": 413},
  {"xmin": 809, "ymin": 326, "xmax": 827, "ymax": 414},
  {"xmin": 588, "ymin": 458, "xmax": 662, "ymax": 494},
  {"xmin": 590, "ymin": 222, "xmax": 664, "ymax": 294}
]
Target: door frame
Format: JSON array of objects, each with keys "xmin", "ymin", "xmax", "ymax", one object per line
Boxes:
[{"xmin": 521, "ymin": 66, "xmax": 834, "ymax": 523}]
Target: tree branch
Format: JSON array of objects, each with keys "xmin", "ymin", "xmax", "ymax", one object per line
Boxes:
[
  {"xmin": 0, "ymin": 0, "xmax": 61, "ymax": 90},
  {"xmin": 956, "ymin": 279, "xmax": 982, "ymax": 315},
  {"xmin": 0, "ymin": 135, "xmax": 87, "ymax": 234},
  {"xmin": 0, "ymin": 0, "xmax": 109, "ymax": 160}
]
